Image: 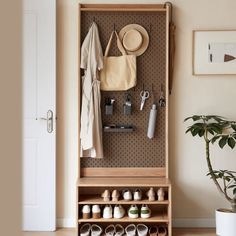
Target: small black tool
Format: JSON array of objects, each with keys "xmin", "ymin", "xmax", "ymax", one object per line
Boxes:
[
  {"xmin": 105, "ymin": 97, "xmax": 115, "ymax": 115},
  {"xmin": 123, "ymin": 93, "xmax": 132, "ymax": 115}
]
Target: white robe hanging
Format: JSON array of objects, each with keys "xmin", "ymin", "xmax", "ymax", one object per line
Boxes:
[{"xmin": 80, "ymin": 22, "xmax": 104, "ymax": 158}]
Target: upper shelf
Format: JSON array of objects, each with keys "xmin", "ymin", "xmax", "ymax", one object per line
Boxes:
[
  {"xmin": 77, "ymin": 177, "xmax": 171, "ymax": 187},
  {"xmin": 79, "ymin": 4, "xmax": 167, "ymax": 12}
]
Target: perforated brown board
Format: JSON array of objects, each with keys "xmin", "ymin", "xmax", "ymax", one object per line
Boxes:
[{"xmin": 80, "ymin": 11, "xmax": 166, "ymax": 168}]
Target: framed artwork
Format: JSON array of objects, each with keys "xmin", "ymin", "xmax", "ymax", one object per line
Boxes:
[{"xmin": 193, "ymin": 30, "xmax": 236, "ymax": 75}]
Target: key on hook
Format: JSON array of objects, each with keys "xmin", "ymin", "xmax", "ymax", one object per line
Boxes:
[{"xmin": 159, "ymin": 84, "xmax": 166, "ymax": 107}]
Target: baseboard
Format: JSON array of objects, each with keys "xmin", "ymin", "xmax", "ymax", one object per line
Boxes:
[
  {"xmin": 56, "ymin": 218, "xmax": 76, "ymax": 228},
  {"xmin": 57, "ymin": 217, "xmax": 215, "ymax": 228},
  {"xmin": 173, "ymin": 218, "xmax": 216, "ymax": 228}
]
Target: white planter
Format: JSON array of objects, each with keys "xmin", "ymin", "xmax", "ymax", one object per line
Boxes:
[{"xmin": 216, "ymin": 209, "xmax": 236, "ymax": 236}]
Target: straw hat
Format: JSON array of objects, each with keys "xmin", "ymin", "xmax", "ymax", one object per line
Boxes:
[{"xmin": 118, "ymin": 24, "xmax": 149, "ymax": 56}]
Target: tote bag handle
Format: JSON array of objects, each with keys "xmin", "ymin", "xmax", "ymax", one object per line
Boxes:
[{"xmin": 104, "ymin": 31, "xmax": 127, "ymax": 57}]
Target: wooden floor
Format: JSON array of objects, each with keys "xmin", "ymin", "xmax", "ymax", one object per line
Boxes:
[{"xmin": 22, "ymin": 228, "xmax": 216, "ymax": 236}]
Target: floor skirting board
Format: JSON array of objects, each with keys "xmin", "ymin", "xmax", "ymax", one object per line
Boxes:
[
  {"xmin": 56, "ymin": 218, "xmax": 76, "ymax": 228},
  {"xmin": 56, "ymin": 218, "xmax": 216, "ymax": 228},
  {"xmin": 173, "ymin": 218, "xmax": 215, "ymax": 228}
]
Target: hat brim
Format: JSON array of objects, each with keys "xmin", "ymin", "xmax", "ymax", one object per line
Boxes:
[{"xmin": 118, "ymin": 24, "xmax": 149, "ymax": 56}]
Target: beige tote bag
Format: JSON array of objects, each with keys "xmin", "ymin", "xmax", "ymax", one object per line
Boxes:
[{"xmin": 100, "ymin": 31, "xmax": 137, "ymax": 91}]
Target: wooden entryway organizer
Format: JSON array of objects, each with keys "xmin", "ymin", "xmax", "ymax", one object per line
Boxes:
[{"xmin": 78, "ymin": 3, "xmax": 172, "ymax": 236}]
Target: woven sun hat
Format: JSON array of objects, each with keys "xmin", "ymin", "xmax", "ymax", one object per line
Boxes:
[{"xmin": 118, "ymin": 24, "xmax": 149, "ymax": 56}]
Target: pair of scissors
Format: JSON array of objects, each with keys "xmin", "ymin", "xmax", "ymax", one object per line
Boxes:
[{"xmin": 140, "ymin": 90, "xmax": 150, "ymax": 110}]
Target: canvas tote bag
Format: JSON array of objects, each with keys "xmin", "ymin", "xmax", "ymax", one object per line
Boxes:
[{"xmin": 100, "ymin": 31, "xmax": 137, "ymax": 91}]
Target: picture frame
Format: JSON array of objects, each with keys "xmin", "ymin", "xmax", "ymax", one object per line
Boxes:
[{"xmin": 193, "ymin": 30, "xmax": 236, "ymax": 75}]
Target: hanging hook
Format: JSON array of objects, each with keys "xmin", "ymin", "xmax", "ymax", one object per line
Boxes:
[
  {"xmin": 164, "ymin": 2, "xmax": 173, "ymax": 22},
  {"xmin": 93, "ymin": 16, "xmax": 95, "ymax": 22},
  {"xmin": 113, "ymin": 23, "xmax": 116, "ymax": 31}
]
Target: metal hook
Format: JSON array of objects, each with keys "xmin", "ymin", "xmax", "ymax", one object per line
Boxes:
[
  {"xmin": 93, "ymin": 16, "xmax": 95, "ymax": 22},
  {"xmin": 113, "ymin": 23, "xmax": 116, "ymax": 31},
  {"xmin": 142, "ymin": 83, "xmax": 145, "ymax": 91}
]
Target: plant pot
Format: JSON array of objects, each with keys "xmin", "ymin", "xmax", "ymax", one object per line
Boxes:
[{"xmin": 216, "ymin": 209, "xmax": 236, "ymax": 236}]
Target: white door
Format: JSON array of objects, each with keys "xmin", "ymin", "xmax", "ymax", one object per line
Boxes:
[{"xmin": 23, "ymin": 0, "xmax": 56, "ymax": 231}]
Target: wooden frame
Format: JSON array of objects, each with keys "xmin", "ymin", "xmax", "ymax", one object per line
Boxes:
[
  {"xmin": 78, "ymin": 3, "xmax": 170, "ymax": 178},
  {"xmin": 80, "ymin": 4, "xmax": 166, "ymax": 12},
  {"xmin": 78, "ymin": 4, "xmax": 172, "ymax": 235},
  {"xmin": 193, "ymin": 29, "xmax": 236, "ymax": 75},
  {"xmin": 81, "ymin": 167, "xmax": 166, "ymax": 177}
]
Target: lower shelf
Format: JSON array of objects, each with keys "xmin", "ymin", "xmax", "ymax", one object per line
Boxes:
[{"xmin": 78, "ymin": 213, "xmax": 168, "ymax": 223}]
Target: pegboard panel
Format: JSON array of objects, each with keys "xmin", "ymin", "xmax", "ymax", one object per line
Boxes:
[{"xmin": 80, "ymin": 10, "xmax": 167, "ymax": 168}]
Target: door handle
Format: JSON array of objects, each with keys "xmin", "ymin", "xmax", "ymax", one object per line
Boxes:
[{"xmin": 39, "ymin": 110, "xmax": 53, "ymax": 133}]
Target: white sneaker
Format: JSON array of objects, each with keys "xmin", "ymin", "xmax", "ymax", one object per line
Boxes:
[
  {"xmin": 128, "ymin": 205, "xmax": 139, "ymax": 219},
  {"xmin": 105, "ymin": 224, "xmax": 115, "ymax": 236},
  {"xmin": 125, "ymin": 224, "xmax": 136, "ymax": 236},
  {"xmin": 137, "ymin": 224, "xmax": 148, "ymax": 236},
  {"xmin": 103, "ymin": 205, "xmax": 112, "ymax": 219},
  {"xmin": 115, "ymin": 224, "xmax": 124, "ymax": 236},
  {"xmin": 113, "ymin": 205, "xmax": 125, "ymax": 219},
  {"xmin": 92, "ymin": 205, "xmax": 101, "ymax": 219},
  {"xmin": 91, "ymin": 224, "xmax": 102, "ymax": 236},
  {"xmin": 140, "ymin": 204, "xmax": 151, "ymax": 219},
  {"xmin": 123, "ymin": 189, "xmax": 132, "ymax": 201},
  {"xmin": 133, "ymin": 189, "xmax": 142, "ymax": 201},
  {"xmin": 82, "ymin": 205, "xmax": 91, "ymax": 219},
  {"xmin": 80, "ymin": 223, "xmax": 91, "ymax": 236}
]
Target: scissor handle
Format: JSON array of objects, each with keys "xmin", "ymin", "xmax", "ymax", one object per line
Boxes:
[{"xmin": 140, "ymin": 90, "xmax": 149, "ymax": 98}]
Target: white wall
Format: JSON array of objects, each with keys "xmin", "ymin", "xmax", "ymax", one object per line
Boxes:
[{"xmin": 56, "ymin": 0, "xmax": 236, "ymax": 227}]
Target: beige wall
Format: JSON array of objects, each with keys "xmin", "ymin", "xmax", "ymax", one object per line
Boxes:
[
  {"xmin": 0, "ymin": 0, "xmax": 22, "ymax": 234},
  {"xmin": 57, "ymin": 0, "xmax": 236, "ymax": 227}
]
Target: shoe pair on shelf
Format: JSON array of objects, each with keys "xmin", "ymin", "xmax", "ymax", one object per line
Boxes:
[
  {"xmin": 125, "ymin": 224, "xmax": 148, "ymax": 236},
  {"xmin": 123, "ymin": 189, "xmax": 142, "ymax": 201},
  {"xmin": 146, "ymin": 187, "xmax": 165, "ymax": 201},
  {"xmin": 82, "ymin": 205, "xmax": 101, "ymax": 219},
  {"xmin": 103, "ymin": 204, "xmax": 125, "ymax": 219},
  {"xmin": 102, "ymin": 190, "xmax": 120, "ymax": 201},
  {"xmin": 149, "ymin": 226, "xmax": 167, "ymax": 236},
  {"xmin": 105, "ymin": 224, "xmax": 124, "ymax": 236},
  {"xmin": 80, "ymin": 224, "xmax": 102, "ymax": 236},
  {"xmin": 128, "ymin": 204, "xmax": 151, "ymax": 219}
]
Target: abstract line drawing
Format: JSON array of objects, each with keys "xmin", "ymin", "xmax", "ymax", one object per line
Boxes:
[{"xmin": 208, "ymin": 43, "xmax": 236, "ymax": 63}]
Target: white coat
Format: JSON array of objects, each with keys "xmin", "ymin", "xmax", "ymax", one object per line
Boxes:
[{"xmin": 80, "ymin": 22, "xmax": 104, "ymax": 158}]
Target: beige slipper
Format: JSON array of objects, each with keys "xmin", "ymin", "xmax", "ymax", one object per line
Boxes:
[
  {"xmin": 146, "ymin": 187, "xmax": 155, "ymax": 201},
  {"xmin": 112, "ymin": 190, "xmax": 120, "ymax": 201},
  {"xmin": 101, "ymin": 190, "xmax": 110, "ymax": 201}
]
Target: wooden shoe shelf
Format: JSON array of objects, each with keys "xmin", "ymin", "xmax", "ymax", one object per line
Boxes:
[
  {"xmin": 78, "ymin": 3, "xmax": 173, "ymax": 236},
  {"xmin": 77, "ymin": 177, "xmax": 172, "ymax": 234}
]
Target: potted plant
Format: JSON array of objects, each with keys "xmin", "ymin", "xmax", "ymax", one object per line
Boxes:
[{"xmin": 184, "ymin": 115, "xmax": 236, "ymax": 236}]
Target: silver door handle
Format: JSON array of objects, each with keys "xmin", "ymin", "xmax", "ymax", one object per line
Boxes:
[{"xmin": 39, "ymin": 110, "xmax": 53, "ymax": 133}]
